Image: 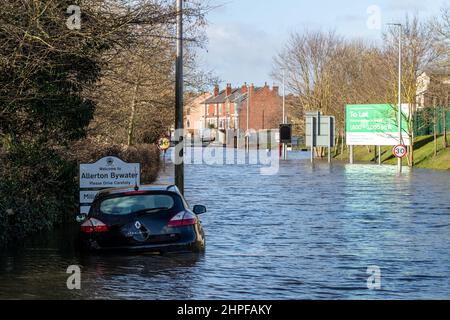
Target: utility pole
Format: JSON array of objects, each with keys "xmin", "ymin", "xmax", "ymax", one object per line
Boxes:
[{"xmin": 175, "ymin": 0, "xmax": 184, "ymax": 194}]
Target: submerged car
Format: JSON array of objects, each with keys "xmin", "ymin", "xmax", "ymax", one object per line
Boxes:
[{"xmin": 78, "ymin": 185, "xmax": 206, "ymax": 254}]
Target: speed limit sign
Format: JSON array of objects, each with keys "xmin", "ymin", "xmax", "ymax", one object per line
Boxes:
[
  {"xmin": 393, "ymin": 145, "xmax": 408, "ymax": 158},
  {"xmin": 157, "ymin": 137, "xmax": 171, "ymax": 152}
]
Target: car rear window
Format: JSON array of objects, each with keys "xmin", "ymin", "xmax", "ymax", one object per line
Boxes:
[{"xmin": 99, "ymin": 194, "xmax": 175, "ymax": 216}]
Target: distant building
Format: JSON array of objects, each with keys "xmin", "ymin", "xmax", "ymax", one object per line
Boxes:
[
  {"xmin": 416, "ymin": 70, "xmax": 450, "ymax": 109},
  {"xmin": 184, "ymin": 92, "xmax": 212, "ymax": 135},
  {"xmin": 202, "ymin": 83, "xmax": 282, "ymax": 132}
]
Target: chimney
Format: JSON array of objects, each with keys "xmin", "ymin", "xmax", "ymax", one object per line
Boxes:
[
  {"xmin": 250, "ymin": 83, "xmax": 255, "ymax": 94},
  {"xmin": 226, "ymin": 83, "xmax": 232, "ymax": 96},
  {"xmin": 273, "ymin": 86, "xmax": 279, "ymax": 94},
  {"xmin": 241, "ymin": 82, "xmax": 248, "ymax": 94},
  {"xmin": 214, "ymin": 85, "xmax": 219, "ymax": 97}
]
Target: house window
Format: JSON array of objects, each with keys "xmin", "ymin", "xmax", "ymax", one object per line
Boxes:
[{"xmin": 219, "ymin": 104, "xmax": 223, "ymax": 115}]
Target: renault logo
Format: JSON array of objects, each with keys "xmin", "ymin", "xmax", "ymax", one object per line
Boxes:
[{"xmin": 135, "ymin": 221, "xmax": 142, "ymax": 229}]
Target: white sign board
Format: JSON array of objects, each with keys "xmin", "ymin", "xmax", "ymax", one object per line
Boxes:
[
  {"xmin": 275, "ymin": 132, "xmax": 280, "ymax": 143},
  {"xmin": 79, "ymin": 157, "xmax": 140, "ymax": 214},
  {"xmin": 80, "ymin": 206, "xmax": 91, "ymax": 215},
  {"xmin": 80, "ymin": 157, "xmax": 140, "ymax": 189},
  {"xmin": 80, "ymin": 191, "xmax": 99, "ymax": 204}
]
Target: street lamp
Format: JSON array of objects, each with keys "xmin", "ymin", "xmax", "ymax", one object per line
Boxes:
[{"xmin": 387, "ymin": 23, "xmax": 403, "ymax": 173}]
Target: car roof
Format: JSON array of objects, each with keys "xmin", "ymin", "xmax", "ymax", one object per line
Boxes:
[{"xmin": 96, "ymin": 184, "xmax": 180, "ymax": 198}]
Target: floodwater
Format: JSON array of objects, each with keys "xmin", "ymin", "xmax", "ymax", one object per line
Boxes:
[{"xmin": 1, "ymin": 149, "xmax": 450, "ymax": 299}]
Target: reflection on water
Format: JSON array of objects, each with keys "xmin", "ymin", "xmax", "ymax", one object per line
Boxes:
[{"xmin": 1, "ymin": 151, "xmax": 450, "ymax": 299}]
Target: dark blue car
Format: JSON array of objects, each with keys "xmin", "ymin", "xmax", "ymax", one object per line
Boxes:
[{"xmin": 78, "ymin": 185, "xmax": 206, "ymax": 254}]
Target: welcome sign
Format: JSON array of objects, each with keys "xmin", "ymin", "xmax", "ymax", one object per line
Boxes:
[
  {"xmin": 346, "ymin": 104, "xmax": 411, "ymax": 146},
  {"xmin": 79, "ymin": 157, "xmax": 140, "ymax": 214}
]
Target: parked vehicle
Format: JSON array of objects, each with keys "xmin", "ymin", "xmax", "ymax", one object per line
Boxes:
[{"xmin": 78, "ymin": 185, "xmax": 206, "ymax": 254}]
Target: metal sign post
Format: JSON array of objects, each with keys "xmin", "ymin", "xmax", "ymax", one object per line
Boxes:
[
  {"xmin": 349, "ymin": 146, "xmax": 354, "ymax": 164},
  {"xmin": 157, "ymin": 136, "xmax": 171, "ymax": 172},
  {"xmin": 311, "ymin": 117, "xmax": 315, "ymax": 163},
  {"xmin": 378, "ymin": 146, "xmax": 382, "ymax": 165},
  {"xmin": 328, "ymin": 117, "xmax": 334, "ymax": 164}
]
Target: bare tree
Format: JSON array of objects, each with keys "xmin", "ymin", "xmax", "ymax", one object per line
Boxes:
[
  {"xmin": 86, "ymin": 0, "xmax": 217, "ymax": 146},
  {"xmin": 384, "ymin": 15, "xmax": 442, "ymax": 166},
  {"xmin": 272, "ymin": 31, "xmax": 391, "ymax": 157}
]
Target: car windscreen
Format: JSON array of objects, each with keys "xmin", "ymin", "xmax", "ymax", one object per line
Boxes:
[{"xmin": 99, "ymin": 194, "xmax": 176, "ymax": 216}]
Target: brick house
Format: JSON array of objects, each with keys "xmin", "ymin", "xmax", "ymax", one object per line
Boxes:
[
  {"xmin": 202, "ymin": 83, "xmax": 282, "ymax": 132},
  {"xmin": 184, "ymin": 92, "xmax": 212, "ymax": 135}
]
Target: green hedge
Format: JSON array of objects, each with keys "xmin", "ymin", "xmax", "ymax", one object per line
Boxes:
[{"xmin": 0, "ymin": 143, "xmax": 78, "ymax": 245}]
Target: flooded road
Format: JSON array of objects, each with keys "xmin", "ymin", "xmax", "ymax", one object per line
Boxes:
[{"xmin": 1, "ymin": 149, "xmax": 450, "ymax": 299}]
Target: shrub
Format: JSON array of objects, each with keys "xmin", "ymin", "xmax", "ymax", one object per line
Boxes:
[{"xmin": 0, "ymin": 143, "xmax": 78, "ymax": 245}]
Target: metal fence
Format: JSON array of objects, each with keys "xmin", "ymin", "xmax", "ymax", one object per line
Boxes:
[{"xmin": 414, "ymin": 107, "xmax": 450, "ymax": 136}]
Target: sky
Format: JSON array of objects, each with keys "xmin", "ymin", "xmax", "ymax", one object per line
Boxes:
[{"xmin": 197, "ymin": 0, "xmax": 448, "ymax": 88}]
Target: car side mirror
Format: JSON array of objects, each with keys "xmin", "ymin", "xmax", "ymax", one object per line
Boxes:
[
  {"xmin": 193, "ymin": 205, "xmax": 207, "ymax": 215},
  {"xmin": 76, "ymin": 214, "xmax": 87, "ymax": 223}
]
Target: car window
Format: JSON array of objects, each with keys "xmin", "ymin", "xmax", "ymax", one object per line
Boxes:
[{"xmin": 99, "ymin": 194, "xmax": 175, "ymax": 216}]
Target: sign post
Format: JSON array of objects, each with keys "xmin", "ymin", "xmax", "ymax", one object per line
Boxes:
[
  {"xmin": 378, "ymin": 145, "xmax": 382, "ymax": 165},
  {"xmin": 157, "ymin": 136, "xmax": 171, "ymax": 171},
  {"xmin": 79, "ymin": 157, "xmax": 140, "ymax": 215},
  {"xmin": 310, "ymin": 117, "xmax": 315, "ymax": 163},
  {"xmin": 305, "ymin": 112, "xmax": 335, "ymax": 164},
  {"xmin": 349, "ymin": 145, "xmax": 354, "ymax": 164}
]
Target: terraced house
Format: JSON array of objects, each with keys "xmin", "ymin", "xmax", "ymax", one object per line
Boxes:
[{"xmin": 202, "ymin": 83, "xmax": 282, "ymax": 133}]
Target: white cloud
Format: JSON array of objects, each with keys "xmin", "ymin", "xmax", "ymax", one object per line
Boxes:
[{"xmin": 200, "ymin": 22, "xmax": 283, "ymax": 86}]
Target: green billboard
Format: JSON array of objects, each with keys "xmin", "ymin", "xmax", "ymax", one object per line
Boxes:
[{"xmin": 346, "ymin": 104, "xmax": 410, "ymax": 146}]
